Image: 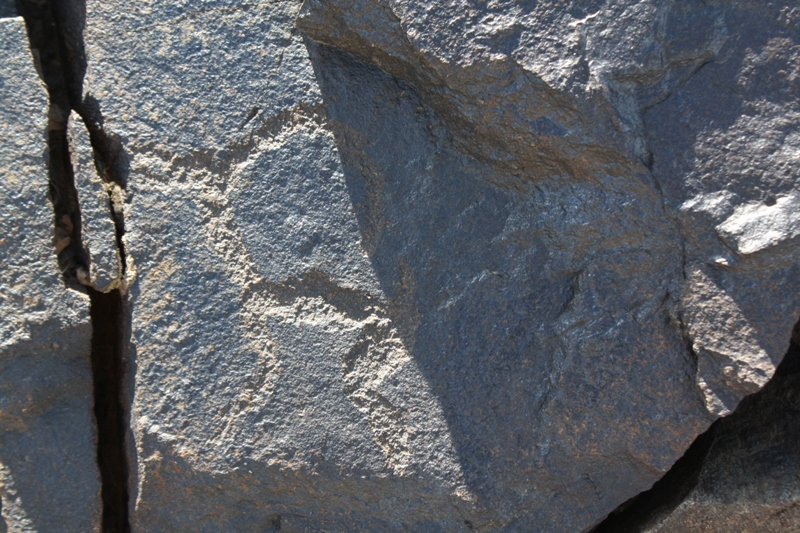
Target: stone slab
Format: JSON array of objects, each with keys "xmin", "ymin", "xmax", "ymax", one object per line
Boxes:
[{"xmin": 72, "ymin": 0, "xmax": 800, "ymax": 531}]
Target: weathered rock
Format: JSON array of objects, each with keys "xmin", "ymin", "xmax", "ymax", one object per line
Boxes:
[
  {"xmin": 0, "ymin": 16, "xmax": 101, "ymax": 533},
  {"xmin": 68, "ymin": 111, "xmax": 122, "ymax": 292},
  {"xmin": 644, "ymin": 2, "xmax": 800, "ymax": 417},
  {"xmin": 53, "ymin": 0, "xmax": 800, "ymax": 531},
  {"xmin": 303, "ymin": 42, "xmax": 704, "ymax": 531},
  {"xmin": 594, "ymin": 322, "xmax": 800, "ymax": 533}
]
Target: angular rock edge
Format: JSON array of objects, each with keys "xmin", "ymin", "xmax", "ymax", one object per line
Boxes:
[{"xmin": 592, "ymin": 318, "xmax": 800, "ymax": 532}]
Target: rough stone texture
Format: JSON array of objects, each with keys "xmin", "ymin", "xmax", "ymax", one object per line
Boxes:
[
  {"xmin": 0, "ymin": 16, "xmax": 101, "ymax": 533},
  {"xmin": 645, "ymin": 323, "xmax": 800, "ymax": 533},
  {"xmin": 68, "ymin": 111, "xmax": 122, "ymax": 292},
  {"xmin": 644, "ymin": 2, "xmax": 800, "ymax": 417},
  {"xmin": 48, "ymin": 0, "xmax": 800, "ymax": 531},
  {"xmin": 297, "ymin": 0, "xmax": 800, "ymax": 408}
]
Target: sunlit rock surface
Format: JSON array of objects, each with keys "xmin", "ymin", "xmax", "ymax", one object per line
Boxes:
[
  {"xmin": 1, "ymin": 0, "xmax": 798, "ymax": 531},
  {"xmin": 0, "ymin": 14, "xmax": 100, "ymax": 533}
]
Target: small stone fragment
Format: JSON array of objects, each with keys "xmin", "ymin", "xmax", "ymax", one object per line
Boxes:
[{"xmin": 68, "ymin": 111, "xmax": 122, "ymax": 292}]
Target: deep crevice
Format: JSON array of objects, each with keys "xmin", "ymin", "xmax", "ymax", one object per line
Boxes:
[
  {"xmin": 591, "ymin": 318, "xmax": 800, "ymax": 532},
  {"xmin": 16, "ymin": 0, "xmax": 87, "ymax": 285},
  {"xmin": 16, "ymin": 1, "xmax": 131, "ymax": 531},
  {"xmin": 88, "ymin": 288, "xmax": 130, "ymax": 533}
]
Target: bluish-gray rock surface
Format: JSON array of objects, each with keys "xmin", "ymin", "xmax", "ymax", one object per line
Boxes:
[
  {"xmin": 0, "ymin": 15, "xmax": 101, "ymax": 533},
  {"xmin": 2, "ymin": 0, "xmax": 798, "ymax": 531}
]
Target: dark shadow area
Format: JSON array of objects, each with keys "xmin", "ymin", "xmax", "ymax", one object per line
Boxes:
[
  {"xmin": 306, "ymin": 41, "xmax": 555, "ymax": 510},
  {"xmin": 592, "ymin": 318, "xmax": 800, "ymax": 532},
  {"xmin": 16, "ymin": 1, "xmax": 131, "ymax": 531},
  {"xmin": 89, "ymin": 288, "xmax": 130, "ymax": 533},
  {"xmin": 45, "ymin": 0, "xmax": 84, "ymax": 109},
  {"xmin": 16, "ymin": 0, "xmax": 87, "ymax": 283},
  {"xmin": 0, "ymin": 0, "xmax": 16, "ymax": 18}
]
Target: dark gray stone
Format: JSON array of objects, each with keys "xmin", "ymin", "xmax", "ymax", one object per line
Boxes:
[{"xmin": 0, "ymin": 1, "xmax": 15, "ymax": 19}]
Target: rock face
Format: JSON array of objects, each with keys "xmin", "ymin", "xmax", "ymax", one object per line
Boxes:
[
  {"xmin": 0, "ymin": 14, "xmax": 101, "ymax": 533},
  {"xmin": 593, "ymin": 322, "xmax": 800, "ymax": 533},
  {"xmin": 646, "ymin": 333, "xmax": 800, "ymax": 533},
  {"xmin": 2, "ymin": 0, "xmax": 799, "ymax": 531}
]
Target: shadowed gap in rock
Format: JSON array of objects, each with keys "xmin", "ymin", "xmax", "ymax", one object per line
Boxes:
[
  {"xmin": 89, "ymin": 288, "xmax": 130, "ymax": 533},
  {"xmin": 591, "ymin": 317, "xmax": 800, "ymax": 532},
  {"xmin": 15, "ymin": 1, "xmax": 131, "ymax": 531}
]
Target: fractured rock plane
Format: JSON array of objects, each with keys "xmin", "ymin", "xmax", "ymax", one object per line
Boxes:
[
  {"xmin": 0, "ymin": 13, "xmax": 101, "ymax": 533},
  {"xmin": 1, "ymin": 0, "xmax": 799, "ymax": 531}
]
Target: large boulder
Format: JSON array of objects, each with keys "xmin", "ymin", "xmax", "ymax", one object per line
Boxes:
[{"xmin": 9, "ymin": 0, "xmax": 796, "ymax": 531}]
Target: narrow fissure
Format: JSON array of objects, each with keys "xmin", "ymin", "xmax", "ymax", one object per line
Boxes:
[
  {"xmin": 589, "ymin": 422, "xmax": 719, "ymax": 533},
  {"xmin": 88, "ymin": 288, "xmax": 129, "ymax": 533},
  {"xmin": 16, "ymin": 1, "xmax": 131, "ymax": 531},
  {"xmin": 16, "ymin": 0, "xmax": 87, "ymax": 284}
]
